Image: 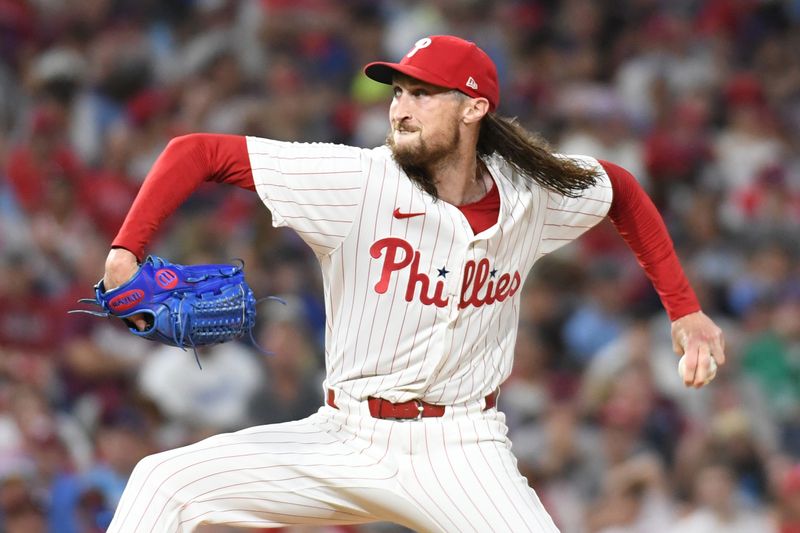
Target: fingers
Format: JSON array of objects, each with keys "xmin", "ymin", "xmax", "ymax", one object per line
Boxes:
[
  {"xmin": 681, "ymin": 340, "xmax": 700, "ymax": 387},
  {"xmin": 680, "ymin": 342, "xmax": 719, "ymax": 388},
  {"xmin": 692, "ymin": 343, "xmax": 711, "ymax": 388},
  {"xmin": 710, "ymin": 329, "xmax": 726, "ymax": 366},
  {"xmin": 680, "ymin": 338, "xmax": 716, "ymax": 388},
  {"xmin": 672, "ymin": 337, "xmax": 683, "ymax": 356},
  {"xmin": 671, "ymin": 311, "xmax": 726, "ymax": 388},
  {"xmin": 123, "ymin": 314, "xmax": 149, "ymax": 332},
  {"xmin": 133, "ymin": 315, "xmax": 148, "ymax": 331}
]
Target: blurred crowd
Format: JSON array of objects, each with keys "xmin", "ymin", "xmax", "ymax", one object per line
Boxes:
[{"xmin": 0, "ymin": 0, "xmax": 799, "ymax": 532}]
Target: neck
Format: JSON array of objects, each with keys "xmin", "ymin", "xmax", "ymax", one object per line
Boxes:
[{"xmin": 429, "ymin": 143, "xmax": 488, "ymax": 206}]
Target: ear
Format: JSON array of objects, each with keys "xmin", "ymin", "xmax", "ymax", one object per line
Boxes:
[{"xmin": 462, "ymin": 97, "xmax": 490, "ymax": 125}]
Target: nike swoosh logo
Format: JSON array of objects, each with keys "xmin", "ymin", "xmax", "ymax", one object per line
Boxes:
[{"xmin": 393, "ymin": 207, "xmax": 425, "ymax": 219}]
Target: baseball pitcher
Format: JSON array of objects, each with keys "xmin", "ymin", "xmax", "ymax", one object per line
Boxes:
[{"xmin": 95, "ymin": 35, "xmax": 724, "ymax": 532}]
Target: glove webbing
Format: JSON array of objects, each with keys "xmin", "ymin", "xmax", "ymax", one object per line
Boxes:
[{"xmin": 172, "ymin": 283, "xmax": 255, "ymax": 368}]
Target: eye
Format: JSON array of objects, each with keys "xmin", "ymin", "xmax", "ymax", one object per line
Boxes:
[
  {"xmin": 392, "ymin": 86, "xmax": 402, "ymax": 98},
  {"xmin": 412, "ymin": 88, "xmax": 428, "ymax": 97}
]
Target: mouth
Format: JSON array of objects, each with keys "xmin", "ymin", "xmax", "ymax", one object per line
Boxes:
[{"xmin": 393, "ymin": 122, "xmax": 419, "ymax": 134}]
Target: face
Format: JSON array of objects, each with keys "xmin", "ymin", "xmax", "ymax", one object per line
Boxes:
[
  {"xmin": 695, "ymin": 464, "xmax": 734, "ymax": 509},
  {"xmin": 387, "ymin": 74, "xmax": 465, "ymax": 169}
]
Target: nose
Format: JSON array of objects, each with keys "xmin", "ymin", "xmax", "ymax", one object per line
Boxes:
[{"xmin": 390, "ymin": 93, "xmax": 411, "ymax": 127}]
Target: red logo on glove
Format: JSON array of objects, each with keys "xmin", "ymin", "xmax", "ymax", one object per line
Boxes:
[
  {"xmin": 155, "ymin": 269, "xmax": 178, "ymax": 289},
  {"xmin": 109, "ymin": 289, "xmax": 145, "ymax": 312}
]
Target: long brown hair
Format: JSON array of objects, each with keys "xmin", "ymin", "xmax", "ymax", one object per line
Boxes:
[{"xmin": 477, "ymin": 113, "xmax": 600, "ymax": 197}]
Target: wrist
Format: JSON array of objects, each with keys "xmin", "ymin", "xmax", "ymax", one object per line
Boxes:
[
  {"xmin": 104, "ymin": 248, "xmax": 140, "ymax": 290},
  {"xmin": 106, "ymin": 247, "xmax": 138, "ymax": 267}
]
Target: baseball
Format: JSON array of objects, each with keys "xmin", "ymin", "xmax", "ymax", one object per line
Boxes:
[
  {"xmin": 678, "ymin": 354, "xmax": 717, "ymax": 384},
  {"xmin": 81, "ymin": 26, "xmax": 731, "ymax": 532}
]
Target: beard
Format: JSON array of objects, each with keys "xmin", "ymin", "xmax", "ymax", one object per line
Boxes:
[{"xmin": 386, "ymin": 122, "xmax": 461, "ymax": 199}]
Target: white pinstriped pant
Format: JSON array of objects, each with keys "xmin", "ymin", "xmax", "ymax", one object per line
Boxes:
[{"xmin": 107, "ymin": 391, "xmax": 559, "ymax": 532}]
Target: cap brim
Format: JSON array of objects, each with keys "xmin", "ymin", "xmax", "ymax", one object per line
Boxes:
[{"xmin": 363, "ymin": 61, "xmax": 455, "ymax": 90}]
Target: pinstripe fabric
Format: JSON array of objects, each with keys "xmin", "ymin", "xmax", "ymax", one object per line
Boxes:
[
  {"xmin": 107, "ymin": 402, "xmax": 559, "ymax": 532},
  {"xmin": 108, "ymin": 138, "xmax": 611, "ymax": 531},
  {"xmin": 247, "ymin": 138, "xmax": 611, "ymax": 406}
]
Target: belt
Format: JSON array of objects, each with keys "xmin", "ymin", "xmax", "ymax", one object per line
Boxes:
[{"xmin": 326, "ymin": 389, "xmax": 498, "ymax": 420}]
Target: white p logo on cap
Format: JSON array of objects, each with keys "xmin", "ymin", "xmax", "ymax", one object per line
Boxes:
[{"xmin": 406, "ymin": 37, "xmax": 432, "ymax": 58}]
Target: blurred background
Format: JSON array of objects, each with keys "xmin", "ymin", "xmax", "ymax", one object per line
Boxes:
[{"xmin": 0, "ymin": 0, "xmax": 799, "ymax": 532}]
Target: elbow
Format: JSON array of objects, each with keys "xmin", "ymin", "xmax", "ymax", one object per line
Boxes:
[{"xmin": 166, "ymin": 133, "xmax": 207, "ymax": 151}]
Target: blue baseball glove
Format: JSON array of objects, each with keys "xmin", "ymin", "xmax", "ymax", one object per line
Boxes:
[{"xmin": 72, "ymin": 255, "xmax": 259, "ymax": 367}]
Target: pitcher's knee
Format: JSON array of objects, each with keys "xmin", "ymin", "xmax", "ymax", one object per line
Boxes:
[
  {"xmin": 128, "ymin": 450, "xmax": 170, "ymax": 487},
  {"xmin": 123, "ymin": 451, "xmax": 199, "ymax": 526},
  {"xmin": 123, "ymin": 448, "xmax": 191, "ymax": 509}
]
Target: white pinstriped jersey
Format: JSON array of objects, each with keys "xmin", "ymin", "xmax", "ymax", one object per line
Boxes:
[{"xmin": 247, "ymin": 136, "xmax": 612, "ymax": 405}]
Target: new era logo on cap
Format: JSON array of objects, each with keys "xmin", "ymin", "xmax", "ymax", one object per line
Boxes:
[{"xmin": 363, "ymin": 35, "xmax": 500, "ymax": 111}]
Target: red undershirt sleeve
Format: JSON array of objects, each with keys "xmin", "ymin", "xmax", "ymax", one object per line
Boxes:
[
  {"xmin": 111, "ymin": 133, "xmax": 255, "ymax": 260},
  {"xmin": 599, "ymin": 159, "xmax": 700, "ymax": 321}
]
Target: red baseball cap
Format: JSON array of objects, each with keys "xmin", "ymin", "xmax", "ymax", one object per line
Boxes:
[{"xmin": 364, "ymin": 35, "xmax": 500, "ymax": 111}]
